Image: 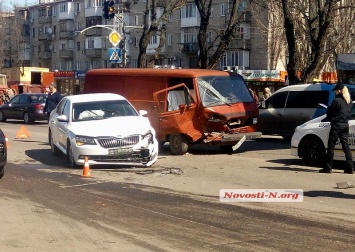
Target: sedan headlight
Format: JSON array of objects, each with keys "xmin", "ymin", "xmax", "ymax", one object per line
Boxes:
[
  {"xmin": 75, "ymin": 136, "xmax": 96, "ymax": 146},
  {"xmin": 142, "ymin": 131, "xmax": 154, "ymax": 144}
]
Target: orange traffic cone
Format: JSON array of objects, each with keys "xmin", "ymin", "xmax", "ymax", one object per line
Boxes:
[
  {"xmin": 15, "ymin": 125, "xmax": 30, "ymax": 139},
  {"xmin": 81, "ymin": 157, "xmax": 92, "ymax": 177},
  {"xmin": 4, "ymin": 135, "xmax": 9, "ymax": 148}
]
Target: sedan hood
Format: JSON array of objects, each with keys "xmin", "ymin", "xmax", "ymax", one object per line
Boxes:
[{"xmin": 67, "ymin": 116, "xmax": 154, "ymax": 137}]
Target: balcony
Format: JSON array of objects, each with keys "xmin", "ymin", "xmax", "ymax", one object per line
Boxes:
[
  {"xmin": 238, "ymin": 11, "xmax": 251, "ymax": 23},
  {"xmin": 38, "ymin": 16, "xmax": 52, "ymax": 24},
  {"xmin": 85, "ymin": 48, "xmax": 102, "ymax": 57},
  {"xmin": 58, "ymin": 49, "xmax": 74, "ymax": 58},
  {"xmin": 181, "ymin": 42, "xmax": 199, "ymax": 54},
  {"xmin": 39, "ymin": 51, "xmax": 52, "ymax": 59},
  {"xmin": 85, "ymin": 28, "xmax": 102, "ymax": 36},
  {"xmin": 59, "ymin": 31, "xmax": 74, "ymax": 39},
  {"xmin": 38, "ymin": 33, "xmax": 52, "ymax": 41},
  {"xmin": 228, "ymin": 39, "xmax": 251, "ymax": 50}
]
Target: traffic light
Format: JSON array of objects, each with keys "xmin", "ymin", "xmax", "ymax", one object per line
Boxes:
[
  {"xmin": 103, "ymin": 1, "xmax": 115, "ymax": 20},
  {"xmin": 103, "ymin": 1, "xmax": 109, "ymax": 19},
  {"xmin": 119, "ymin": 39, "xmax": 125, "ymax": 50}
]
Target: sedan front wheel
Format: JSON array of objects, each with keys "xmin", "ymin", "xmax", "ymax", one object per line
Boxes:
[{"xmin": 67, "ymin": 142, "xmax": 79, "ymax": 168}]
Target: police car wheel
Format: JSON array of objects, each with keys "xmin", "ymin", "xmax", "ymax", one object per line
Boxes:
[{"xmin": 301, "ymin": 137, "xmax": 325, "ymax": 166}]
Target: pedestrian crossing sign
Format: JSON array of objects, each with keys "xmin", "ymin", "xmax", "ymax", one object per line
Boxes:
[{"xmin": 108, "ymin": 48, "xmax": 122, "ymax": 63}]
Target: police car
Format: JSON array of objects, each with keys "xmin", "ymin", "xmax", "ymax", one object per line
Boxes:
[{"xmin": 291, "ymin": 102, "xmax": 355, "ymax": 166}]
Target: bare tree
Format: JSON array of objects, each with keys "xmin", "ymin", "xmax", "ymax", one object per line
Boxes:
[
  {"xmin": 281, "ymin": 0, "xmax": 355, "ymax": 84},
  {"xmin": 250, "ymin": 0, "xmax": 287, "ymax": 69},
  {"xmin": 0, "ymin": 0, "xmax": 8, "ymax": 71},
  {"xmin": 137, "ymin": 0, "xmax": 185, "ymax": 68},
  {"xmin": 194, "ymin": 0, "xmax": 242, "ymax": 69}
]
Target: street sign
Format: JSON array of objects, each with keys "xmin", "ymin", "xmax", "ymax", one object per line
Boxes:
[
  {"xmin": 108, "ymin": 48, "xmax": 122, "ymax": 63},
  {"xmin": 109, "ymin": 30, "xmax": 121, "ymax": 47}
]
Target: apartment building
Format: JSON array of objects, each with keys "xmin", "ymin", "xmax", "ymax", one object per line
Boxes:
[{"xmin": 8, "ymin": 0, "xmax": 287, "ymax": 95}]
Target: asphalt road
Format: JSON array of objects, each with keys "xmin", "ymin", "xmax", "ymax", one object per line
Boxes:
[{"xmin": 0, "ymin": 120, "xmax": 355, "ymax": 251}]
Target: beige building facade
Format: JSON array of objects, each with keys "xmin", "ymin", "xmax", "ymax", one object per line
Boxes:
[{"xmin": 12, "ymin": 0, "xmax": 286, "ymax": 70}]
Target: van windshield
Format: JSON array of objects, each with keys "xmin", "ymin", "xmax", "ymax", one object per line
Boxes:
[{"xmin": 197, "ymin": 75, "xmax": 254, "ymax": 107}]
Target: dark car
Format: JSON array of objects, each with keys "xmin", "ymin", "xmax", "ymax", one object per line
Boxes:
[
  {"xmin": 0, "ymin": 129, "xmax": 7, "ymax": 179},
  {"xmin": 0, "ymin": 93, "xmax": 48, "ymax": 124}
]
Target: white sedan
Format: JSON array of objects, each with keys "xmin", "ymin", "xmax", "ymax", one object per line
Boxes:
[
  {"xmin": 48, "ymin": 93, "xmax": 158, "ymax": 167},
  {"xmin": 291, "ymin": 111, "xmax": 355, "ymax": 166}
]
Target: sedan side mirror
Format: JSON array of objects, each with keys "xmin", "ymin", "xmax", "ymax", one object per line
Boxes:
[
  {"xmin": 57, "ymin": 115, "xmax": 68, "ymax": 122},
  {"xmin": 139, "ymin": 110, "xmax": 148, "ymax": 116}
]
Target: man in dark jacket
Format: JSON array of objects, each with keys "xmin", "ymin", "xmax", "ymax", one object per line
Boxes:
[
  {"xmin": 43, "ymin": 82, "xmax": 62, "ymax": 120},
  {"xmin": 320, "ymin": 84, "xmax": 354, "ymax": 174}
]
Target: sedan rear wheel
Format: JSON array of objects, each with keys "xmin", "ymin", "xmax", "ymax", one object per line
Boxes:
[
  {"xmin": 24, "ymin": 112, "xmax": 35, "ymax": 124},
  {"xmin": 301, "ymin": 137, "xmax": 326, "ymax": 166},
  {"xmin": 0, "ymin": 111, "xmax": 7, "ymax": 122}
]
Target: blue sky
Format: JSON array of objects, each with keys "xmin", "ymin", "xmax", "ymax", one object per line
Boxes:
[{"xmin": 2, "ymin": 0, "xmax": 36, "ymax": 10}]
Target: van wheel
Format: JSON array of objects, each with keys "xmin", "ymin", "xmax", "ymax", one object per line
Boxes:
[
  {"xmin": 301, "ymin": 137, "xmax": 325, "ymax": 166},
  {"xmin": 169, "ymin": 134, "xmax": 189, "ymax": 155}
]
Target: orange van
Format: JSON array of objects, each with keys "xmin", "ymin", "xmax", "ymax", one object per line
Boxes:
[{"xmin": 84, "ymin": 68, "xmax": 261, "ymax": 154}]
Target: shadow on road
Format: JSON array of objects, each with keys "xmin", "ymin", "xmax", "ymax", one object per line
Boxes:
[
  {"xmin": 304, "ymin": 190, "xmax": 355, "ymax": 199},
  {"xmin": 159, "ymin": 137, "xmax": 290, "ymax": 156}
]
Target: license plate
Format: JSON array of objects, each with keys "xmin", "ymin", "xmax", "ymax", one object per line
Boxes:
[{"xmin": 108, "ymin": 148, "xmax": 133, "ymax": 156}]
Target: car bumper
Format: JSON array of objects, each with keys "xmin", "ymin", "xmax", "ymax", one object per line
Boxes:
[
  {"xmin": 32, "ymin": 111, "xmax": 47, "ymax": 120},
  {"xmin": 72, "ymin": 141, "xmax": 159, "ymax": 167}
]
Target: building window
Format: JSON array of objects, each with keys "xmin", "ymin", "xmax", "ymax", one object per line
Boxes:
[
  {"xmin": 151, "ymin": 35, "xmax": 158, "ymax": 44},
  {"xmin": 134, "ymin": 37, "xmax": 138, "ymax": 47},
  {"xmin": 221, "ymin": 4, "xmax": 226, "ymax": 16},
  {"xmin": 183, "ymin": 32, "xmax": 196, "ymax": 43},
  {"xmin": 32, "ymin": 28, "xmax": 35, "ymax": 37},
  {"xmin": 168, "ymin": 14, "xmax": 172, "ymax": 22},
  {"xmin": 134, "ymin": 15, "xmax": 139, "ymax": 26},
  {"xmin": 181, "ymin": 4, "xmax": 196, "ymax": 18},
  {"xmin": 86, "ymin": 16, "xmax": 102, "ymax": 27},
  {"xmin": 87, "ymin": 38, "xmax": 95, "ymax": 49},
  {"xmin": 76, "ymin": 42, "xmax": 80, "ymax": 51},
  {"xmin": 207, "ymin": 31, "xmax": 212, "ymax": 43},
  {"xmin": 60, "ymin": 4, "xmax": 67, "ymax": 13},
  {"xmin": 52, "ymin": 6, "xmax": 56, "ymax": 16},
  {"xmin": 168, "ymin": 34, "xmax": 172, "ymax": 46},
  {"xmin": 75, "ymin": 3, "xmax": 81, "ymax": 14}
]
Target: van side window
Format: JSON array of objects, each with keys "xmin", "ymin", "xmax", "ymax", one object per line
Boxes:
[
  {"xmin": 286, "ymin": 91, "xmax": 328, "ymax": 108},
  {"xmin": 265, "ymin": 92, "xmax": 288, "ymax": 109},
  {"xmin": 168, "ymin": 77, "xmax": 196, "ymax": 102}
]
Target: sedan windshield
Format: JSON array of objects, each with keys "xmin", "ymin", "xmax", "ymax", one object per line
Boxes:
[
  {"xmin": 72, "ymin": 100, "xmax": 138, "ymax": 122},
  {"xmin": 197, "ymin": 75, "xmax": 254, "ymax": 107}
]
